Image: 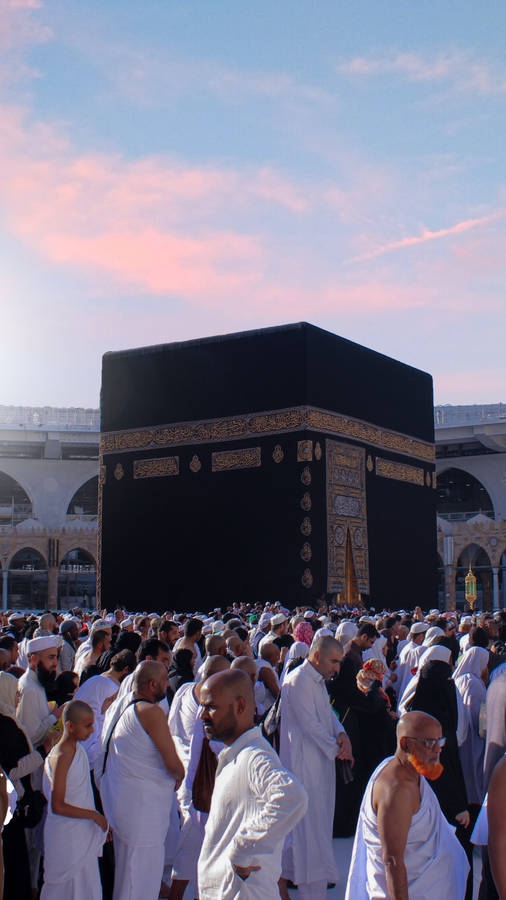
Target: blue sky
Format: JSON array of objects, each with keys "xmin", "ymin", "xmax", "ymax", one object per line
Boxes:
[{"xmin": 1, "ymin": 0, "xmax": 505, "ymax": 407}]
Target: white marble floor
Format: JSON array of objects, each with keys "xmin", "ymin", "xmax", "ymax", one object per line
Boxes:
[{"xmin": 177, "ymin": 837, "xmax": 481, "ymax": 899}]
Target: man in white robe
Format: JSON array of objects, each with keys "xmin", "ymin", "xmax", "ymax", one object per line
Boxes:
[
  {"xmin": 198, "ymin": 669, "xmax": 307, "ymax": 899},
  {"xmin": 345, "ymin": 710, "xmax": 469, "ymax": 900},
  {"xmin": 100, "ymin": 661, "xmax": 184, "ymax": 900},
  {"xmin": 17, "ymin": 636, "xmax": 66, "ymax": 889},
  {"xmin": 394, "ymin": 623, "xmax": 428, "ymax": 709},
  {"xmin": 41, "ymin": 700, "xmax": 107, "ymax": 900},
  {"xmin": 279, "ymin": 633, "xmax": 353, "ymax": 900},
  {"xmin": 168, "ymin": 655, "xmax": 228, "ymax": 899}
]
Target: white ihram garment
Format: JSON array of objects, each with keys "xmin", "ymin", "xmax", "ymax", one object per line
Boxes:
[
  {"xmin": 198, "ymin": 726, "xmax": 307, "ymax": 899},
  {"xmin": 41, "ymin": 742, "xmax": 105, "ymax": 900},
  {"xmin": 345, "ymin": 757, "xmax": 469, "ymax": 900},
  {"xmin": 279, "ymin": 659, "xmax": 345, "ymax": 891},
  {"xmin": 395, "ymin": 640, "xmax": 425, "ymax": 708},
  {"xmin": 453, "ymin": 646, "xmax": 489, "ymax": 803},
  {"xmin": 100, "ymin": 702, "xmax": 175, "ymax": 900},
  {"xmin": 74, "ymin": 674, "xmax": 119, "ymax": 771}
]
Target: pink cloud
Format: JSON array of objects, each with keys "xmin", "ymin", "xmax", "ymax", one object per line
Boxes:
[
  {"xmin": 350, "ymin": 211, "xmax": 505, "ymax": 262},
  {"xmin": 337, "ymin": 50, "xmax": 506, "ymax": 96}
]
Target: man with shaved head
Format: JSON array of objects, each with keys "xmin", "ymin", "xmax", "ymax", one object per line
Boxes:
[
  {"xmin": 345, "ymin": 710, "xmax": 469, "ymax": 900},
  {"xmin": 198, "ymin": 669, "xmax": 307, "ymax": 899},
  {"xmin": 279, "ymin": 633, "xmax": 353, "ymax": 900},
  {"xmin": 41, "ymin": 700, "xmax": 108, "ymax": 899},
  {"xmin": 168, "ymin": 656, "xmax": 230, "ymax": 900},
  {"xmin": 100, "ymin": 661, "xmax": 184, "ymax": 900}
]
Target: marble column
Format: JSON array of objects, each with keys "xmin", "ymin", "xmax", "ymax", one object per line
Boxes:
[
  {"xmin": 492, "ymin": 566, "xmax": 500, "ymax": 612},
  {"xmin": 2, "ymin": 569, "xmax": 7, "ymax": 611}
]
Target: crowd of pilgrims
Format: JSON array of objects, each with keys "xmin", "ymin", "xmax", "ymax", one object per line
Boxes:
[{"xmin": 0, "ymin": 601, "xmax": 505, "ymax": 900}]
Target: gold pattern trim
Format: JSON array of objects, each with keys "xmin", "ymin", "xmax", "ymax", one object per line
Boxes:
[
  {"xmin": 302, "ymin": 568, "xmax": 313, "ymax": 589},
  {"xmin": 376, "ymin": 457, "xmax": 425, "ymax": 487},
  {"xmin": 114, "ymin": 463, "xmax": 124, "ymax": 481},
  {"xmin": 326, "ymin": 439, "xmax": 369, "ymax": 595},
  {"xmin": 189, "ymin": 455, "xmax": 202, "ymax": 473},
  {"xmin": 300, "ymin": 466, "xmax": 311, "ymax": 485},
  {"xmin": 99, "ymin": 465, "xmax": 106, "ymax": 486},
  {"xmin": 425, "ymin": 471, "xmax": 431, "ymax": 487},
  {"xmin": 101, "ymin": 404, "xmax": 435, "ymax": 463},
  {"xmin": 314, "ymin": 442, "xmax": 322, "ymax": 461},
  {"xmin": 297, "ymin": 440, "xmax": 313, "ymax": 462},
  {"xmin": 366, "ymin": 455, "xmax": 374, "ymax": 473},
  {"xmin": 300, "ymin": 517, "xmax": 312, "ymax": 536},
  {"xmin": 300, "ymin": 492, "xmax": 312, "ymax": 511},
  {"xmin": 272, "ymin": 444, "xmax": 284, "ymax": 464},
  {"xmin": 133, "ymin": 456, "xmax": 179, "ymax": 479},
  {"xmin": 300, "ymin": 542, "xmax": 312, "ymax": 562},
  {"xmin": 432, "ymin": 471, "xmax": 437, "ymax": 490},
  {"xmin": 211, "ymin": 447, "xmax": 261, "ymax": 472}
]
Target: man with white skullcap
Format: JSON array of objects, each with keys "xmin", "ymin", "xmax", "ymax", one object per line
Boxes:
[
  {"xmin": 17, "ymin": 636, "xmax": 65, "ymax": 747},
  {"xmin": 17, "ymin": 635, "xmax": 64, "ymax": 890},
  {"xmin": 395, "ymin": 623, "xmax": 429, "ymax": 709}
]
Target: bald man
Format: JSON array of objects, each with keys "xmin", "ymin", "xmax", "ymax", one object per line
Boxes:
[
  {"xmin": 198, "ymin": 670, "xmax": 307, "ymax": 899},
  {"xmin": 345, "ymin": 711, "xmax": 469, "ymax": 900},
  {"xmin": 41, "ymin": 700, "xmax": 107, "ymax": 900},
  {"xmin": 100, "ymin": 661, "xmax": 184, "ymax": 900},
  {"xmin": 169, "ymin": 656, "xmax": 229, "ymax": 900}
]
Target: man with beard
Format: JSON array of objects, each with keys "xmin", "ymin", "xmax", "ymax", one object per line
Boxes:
[
  {"xmin": 198, "ymin": 670, "xmax": 307, "ymax": 900},
  {"xmin": 16, "ymin": 636, "xmax": 66, "ymax": 891},
  {"xmin": 17, "ymin": 636, "xmax": 65, "ymax": 748},
  {"xmin": 345, "ymin": 711, "xmax": 469, "ymax": 900}
]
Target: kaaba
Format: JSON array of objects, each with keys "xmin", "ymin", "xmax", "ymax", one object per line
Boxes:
[{"xmin": 99, "ymin": 323, "xmax": 437, "ymax": 611}]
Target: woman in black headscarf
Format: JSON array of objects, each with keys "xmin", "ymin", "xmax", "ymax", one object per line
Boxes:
[{"xmin": 167, "ymin": 649, "xmax": 194, "ymax": 702}]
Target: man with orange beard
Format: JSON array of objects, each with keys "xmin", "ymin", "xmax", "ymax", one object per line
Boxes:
[{"xmin": 345, "ymin": 711, "xmax": 469, "ymax": 900}]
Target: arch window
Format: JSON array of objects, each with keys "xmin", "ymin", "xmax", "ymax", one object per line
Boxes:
[
  {"xmin": 8, "ymin": 548, "xmax": 47, "ymax": 610},
  {"xmin": 436, "ymin": 468, "xmax": 494, "ymax": 521},
  {"xmin": 66, "ymin": 477, "xmax": 98, "ymax": 518},
  {"xmin": 58, "ymin": 548, "xmax": 96, "ymax": 611},
  {"xmin": 0, "ymin": 472, "xmax": 32, "ymax": 525}
]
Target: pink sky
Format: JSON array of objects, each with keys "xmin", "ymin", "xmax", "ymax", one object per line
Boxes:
[{"xmin": 1, "ymin": 0, "xmax": 505, "ymax": 407}]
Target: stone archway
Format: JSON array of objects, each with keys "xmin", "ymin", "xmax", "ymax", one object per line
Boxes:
[
  {"xmin": 436, "ymin": 467, "xmax": 494, "ymax": 521},
  {"xmin": 0, "ymin": 471, "xmax": 33, "ymax": 526},
  {"xmin": 9, "ymin": 547, "xmax": 48, "ymax": 610},
  {"xmin": 58, "ymin": 547, "xmax": 96, "ymax": 611}
]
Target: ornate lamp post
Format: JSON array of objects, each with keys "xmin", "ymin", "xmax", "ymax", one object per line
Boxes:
[{"xmin": 465, "ymin": 566, "xmax": 477, "ymax": 612}]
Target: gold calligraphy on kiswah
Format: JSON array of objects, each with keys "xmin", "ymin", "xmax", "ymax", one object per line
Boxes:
[
  {"xmin": 101, "ymin": 405, "xmax": 435, "ymax": 464},
  {"xmin": 211, "ymin": 447, "xmax": 261, "ymax": 472}
]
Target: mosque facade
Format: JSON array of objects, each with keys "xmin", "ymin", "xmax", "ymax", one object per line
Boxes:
[{"xmin": 0, "ymin": 402, "xmax": 505, "ymax": 612}]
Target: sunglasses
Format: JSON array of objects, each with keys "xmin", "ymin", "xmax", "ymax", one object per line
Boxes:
[{"xmin": 406, "ymin": 736, "xmax": 446, "ymax": 750}]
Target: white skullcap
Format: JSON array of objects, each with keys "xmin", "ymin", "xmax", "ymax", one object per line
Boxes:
[
  {"xmin": 120, "ymin": 617, "xmax": 133, "ymax": 629},
  {"xmin": 410, "ymin": 622, "xmax": 429, "ymax": 635},
  {"xmin": 304, "ymin": 610, "xmax": 315, "ymax": 619},
  {"xmin": 423, "ymin": 626, "xmax": 445, "ymax": 645},
  {"xmin": 211, "ymin": 620, "xmax": 225, "ymax": 634},
  {"xmin": 27, "ymin": 636, "xmax": 59, "ymax": 654}
]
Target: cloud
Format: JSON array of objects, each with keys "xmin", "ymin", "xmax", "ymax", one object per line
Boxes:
[
  {"xmin": 349, "ymin": 210, "xmax": 505, "ymax": 263},
  {"xmin": 337, "ymin": 50, "xmax": 506, "ymax": 96}
]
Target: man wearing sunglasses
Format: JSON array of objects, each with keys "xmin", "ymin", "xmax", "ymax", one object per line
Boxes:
[{"xmin": 345, "ymin": 710, "xmax": 470, "ymax": 900}]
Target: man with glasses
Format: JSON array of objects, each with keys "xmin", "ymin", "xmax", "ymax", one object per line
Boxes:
[{"xmin": 346, "ymin": 710, "xmax": 469, "ymax": 900}]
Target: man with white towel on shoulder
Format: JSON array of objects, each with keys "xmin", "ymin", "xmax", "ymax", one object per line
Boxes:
[
  {"xmin": 345, "ymin": 710, "xmax": 469, "ymax": 900},
  {"xmin": 100, "ymin": 661, "xmax": 184, "ymax": 900}
]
